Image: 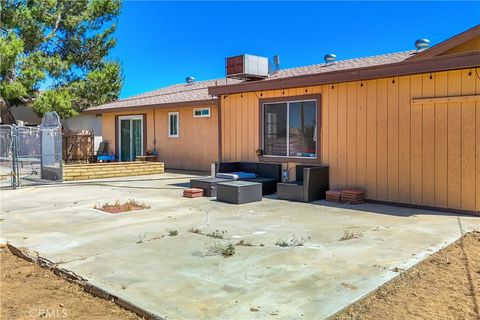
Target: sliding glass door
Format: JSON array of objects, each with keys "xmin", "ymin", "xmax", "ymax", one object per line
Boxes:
[
  {"xmin": 263, "ymin": 99, "xmax": 317, "ymax": 159},
  {"xmin": 118, "ymin": 115, "xmax": 143, "ymax": 161}
]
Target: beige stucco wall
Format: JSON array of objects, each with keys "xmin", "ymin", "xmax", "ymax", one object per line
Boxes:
[{"xmin": 101, "ymin": 104, "xmax": 218, "ymax": 171}]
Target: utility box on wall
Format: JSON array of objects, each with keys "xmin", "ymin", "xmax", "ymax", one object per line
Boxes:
[{"xmin": 226, "ymin": 54, "xmax": 268, "ymax": 80}]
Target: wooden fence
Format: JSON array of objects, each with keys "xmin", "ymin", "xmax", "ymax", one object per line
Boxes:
[{"xmin": 62, "ymin": 129, "xmax": 94, "ymax": 163}]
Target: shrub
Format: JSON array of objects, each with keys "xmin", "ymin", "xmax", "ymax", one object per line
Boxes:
[
  {"xmin": 206, "ymin": 230, "xmax": 226, "ymax": 239},
  {"xmin": 167, "ymin": 229, "xmax": 178, "ymax": 237},
  {"xmin": 275, "ymin": 236, "xmax": 310, "ymax": 247},
  {"xmin": 339, "ymin": 230, "xmax": 362, "ymax": 241},
  {"xmin": 208, "ymin": 242, "xmax": 235, "ymax": 257}
]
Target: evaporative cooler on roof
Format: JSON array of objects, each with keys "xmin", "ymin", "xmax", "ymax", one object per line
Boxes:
[{"xmin": 226, "ymin": 54, "xmax": 269, "ymax": 81}]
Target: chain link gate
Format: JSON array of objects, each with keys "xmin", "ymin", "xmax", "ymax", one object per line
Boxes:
[
  {"xmin": 0, "ymin": 112, "xmax": 63, "ymax": 188},
  {"xmin": 0, "ymin": 125, "xmax": 15, "ymax": 188}
]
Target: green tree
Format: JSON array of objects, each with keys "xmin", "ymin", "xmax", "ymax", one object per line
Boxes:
[{"xmin": 0, "ymin": 0, "xmax": 122, "ymax": 119}]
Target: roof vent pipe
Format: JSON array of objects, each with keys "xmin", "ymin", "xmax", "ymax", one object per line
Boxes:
[
  {"xmin": 415, "ymin": 39, "xmax": 430, "ymax": 51},
  {"xmin": 273, "ymin": 55, "xmax": 280, "ymax": 71},
  {"xmin": 324, "ymin": 53, "xmax": 336, "ymax": 64},
  {"xmin": 186, "ymin": 76, "xmax": 195, "ymax": 84}
]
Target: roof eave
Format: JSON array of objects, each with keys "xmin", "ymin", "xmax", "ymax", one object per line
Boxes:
[
  {"xmin": 406, "ymin": 24, "xmax": 480, "ymax": 61},
  {"xmin": 83, "ymin": 98, "xmax": 217, "ymax": 114},
  {"xmin": 208, "ymin": 51, "xmax": 480, "ymax": 96}
]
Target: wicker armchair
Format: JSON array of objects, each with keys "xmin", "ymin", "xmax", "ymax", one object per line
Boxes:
[{"xmin": 277, "ymin": 165, "xmax": 329, "ymax": 202}]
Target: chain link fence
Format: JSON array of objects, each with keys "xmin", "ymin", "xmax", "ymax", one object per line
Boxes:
[
  {"xmin": 0, "ymin": 125, "xmax": 15, "ymax": 188},
  {"xmin": 0, "ymin": 112, "xmax": 63, "ymax": 188}
]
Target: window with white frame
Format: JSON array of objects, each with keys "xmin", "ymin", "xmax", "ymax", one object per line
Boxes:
[
  {"xmin": 263, "ymin": 99, "xmax": 317, "ymax": 158},
  {"xmin": 193, "ymin": 107, "xmax": 210, "ymax": 118},
  {"xmin": 168, "ymin": 112, "xmax": 179, "ymax": 137}
]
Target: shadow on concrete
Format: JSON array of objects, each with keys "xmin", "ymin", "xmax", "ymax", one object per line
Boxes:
[
  {"xmin": 167, "ymin": 182, "xmax": 190, "ymax": 188},
  {"xmin": 9, "ymin": 175, "xmax": 200, "ymax": 191},
  {"xmin": 165, "ymin": 169, "xmax": 209, "ymax": 176},
  {"xmin": 63, "ymin": 176, "xmax": 198, "ymax": 184},
  {"xmin": 303, "ymin": 199, "xmax": 474, "ymax": 218}
]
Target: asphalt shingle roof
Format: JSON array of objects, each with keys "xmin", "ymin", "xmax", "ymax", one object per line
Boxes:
[
  {"xmin": 87, "ymin": 78, "xmax": 241, "ymax": 111},
  {"xmin": 87, "ymin": 50, "xmax": 416, "ymax": 112},
  {"xmin": 268, "ymin": 50, "xmax": 416, "ymax": 79}
]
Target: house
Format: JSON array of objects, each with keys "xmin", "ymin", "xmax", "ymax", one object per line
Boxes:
[
  {"xmin": 2, "ymin": 103, "xmax": 101, "ymax": 143},
  {"xmin": 0, "ymin": 102, "xmax": 47, "ymax": 126},
  {"xmin": 2, "ymin": 103, "xmax": 102, "ymax": 159},
  {"xmin": 85, "ymin": 25, "xmax": 479, "ymax": 213},
  {"xmin": 208, "ymin": 25, "xmax": 480, "ymax": 213},
  {"xmin": 84, "ymin": 78, "xmax": 240, "ymax": 171}
]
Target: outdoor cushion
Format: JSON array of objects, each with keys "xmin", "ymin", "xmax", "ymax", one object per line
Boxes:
[
  {"xmin": 97, "ymin": 154, "xmax": 115, "ymax": 161},
  {"xmin": 216, "ymin": 173, "xmax": 239, "ymax": 180},
  {"xmin": 214, "ymin": 162, "xmax": 282, "ymax": 195},
  {"xmin": 243, "ymin": 177, "xmax": 277, "ymax": 183},
  {"xmin": 257, "ymin": 163, "xmax": 282, "ymax": 180},
  {"xmin": 238, "ymin": 162, "xmax": 258, "ymax": 173},
  {"xmin": 231, "ymin": 171, "xmax": 257, "ymax": 179}
]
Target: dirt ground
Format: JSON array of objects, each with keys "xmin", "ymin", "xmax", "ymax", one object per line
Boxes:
[
  {"xmin": 0, "ymin": 247, "xmax": 141, "ymax": 320},
  {"xmin": 335, "ymin": 231, "xmax": 480, "ymax": 320},
  {"xmin": 1, "ymin": 232, "xmax": 479, "ymax": 320}
]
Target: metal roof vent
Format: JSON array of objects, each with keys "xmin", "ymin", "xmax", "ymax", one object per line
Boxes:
[
  {"xmin": 186, "ymin": 76, "xmax": 195, "ymax": 84},
  {"xmin": 273, "ymin": 55, "xmax": 280, "ymax": 71},
  {"xmin": 324, "ymin": 53, "xmax": 337, "ymax": 64},
  {"xmin": 415, "ymin": 39, "xmax": 430, "ymax": 51}
]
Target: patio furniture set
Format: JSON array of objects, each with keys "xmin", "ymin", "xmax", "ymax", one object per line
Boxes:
[{"xmin": 189, "ymin": 161, "xmax": 330, "ymax": 204}]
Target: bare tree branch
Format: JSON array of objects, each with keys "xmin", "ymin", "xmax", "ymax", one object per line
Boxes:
[{"xmin": 43, "ymin": 4, "xmax": 63, "ymax": 42}]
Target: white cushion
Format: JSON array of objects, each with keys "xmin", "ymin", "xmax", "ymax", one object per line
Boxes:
[{"xmin": 216, "ymin": 173, "xmax": 238, "ymax": 180}]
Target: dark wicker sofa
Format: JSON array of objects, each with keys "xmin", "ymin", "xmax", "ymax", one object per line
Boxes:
[
  {"xmin": 277, "ymin": 165, "xmax": 329, "ymax": 202},
  {"xmin": 214, "ymin": 162, "xmax": 282, "ymax": 195}
]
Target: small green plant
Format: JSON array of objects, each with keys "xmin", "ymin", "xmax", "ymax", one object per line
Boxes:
[
  {"xmin": 167, "ymin": 229, "xmax": 178, "ymax": 237},
  {"xmin": 275, "ymin": 239, "xmax": 290, "ymax": 247},
  {"xmin": 290, "ymin": 237, "xmax": 309, "ymax": 246},
  {"xmin": 206, "ymin": 230, "xmax": 226, "ymax": 239},
  {"xmin": 275, "ymin": 236, "xmax": 310, "ymax": 247},
  {"xmin": 339, "ymin": 230, "xmax": 362, "ymax": 241},
  {"xmin": 208, "ymin": 242, "xmax": 235, "ymax": 257},
  {"xmin": 188, "ymin": 227, "xmax": 201, "ymax": 234}
]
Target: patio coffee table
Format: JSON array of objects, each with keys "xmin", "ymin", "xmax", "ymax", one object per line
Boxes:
[
  {"xmin": 216, "ymin": 181, "xmax": 262, "ymax": 204},
  {"xmin": 190, "ymin": 177, "xmax": 232, "ymax": 197}
]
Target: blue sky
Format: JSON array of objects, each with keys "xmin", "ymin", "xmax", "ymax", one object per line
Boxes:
[{"xmin": 112, "ymin": 1, "xmax": 480, "ymax": 98}]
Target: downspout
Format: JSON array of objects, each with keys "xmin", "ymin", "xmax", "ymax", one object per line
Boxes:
[
  {"xmin": 152, "ymin": 108, "xmax": 157, "ymax": 156},
  {"xmin": 217, "ymin": 96, "xmax": 222, "ymax": 163}
]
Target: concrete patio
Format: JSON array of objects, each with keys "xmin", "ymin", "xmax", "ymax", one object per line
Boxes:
[{"xmin": 1, "ymin": 171, "xmax": 479, "ymax": 319}]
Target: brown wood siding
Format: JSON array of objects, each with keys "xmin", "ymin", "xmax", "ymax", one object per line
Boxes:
[
  {"xmin": 220, "ymin": 68, "xmax": 480, "ymax": 212},
  {"xmin": 476, "ymin": 69, "xmax": 480, "ymax": 213},
  {"xmin": 366, "ymin": 81, "xmax": 377, "ymax": 199}
]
